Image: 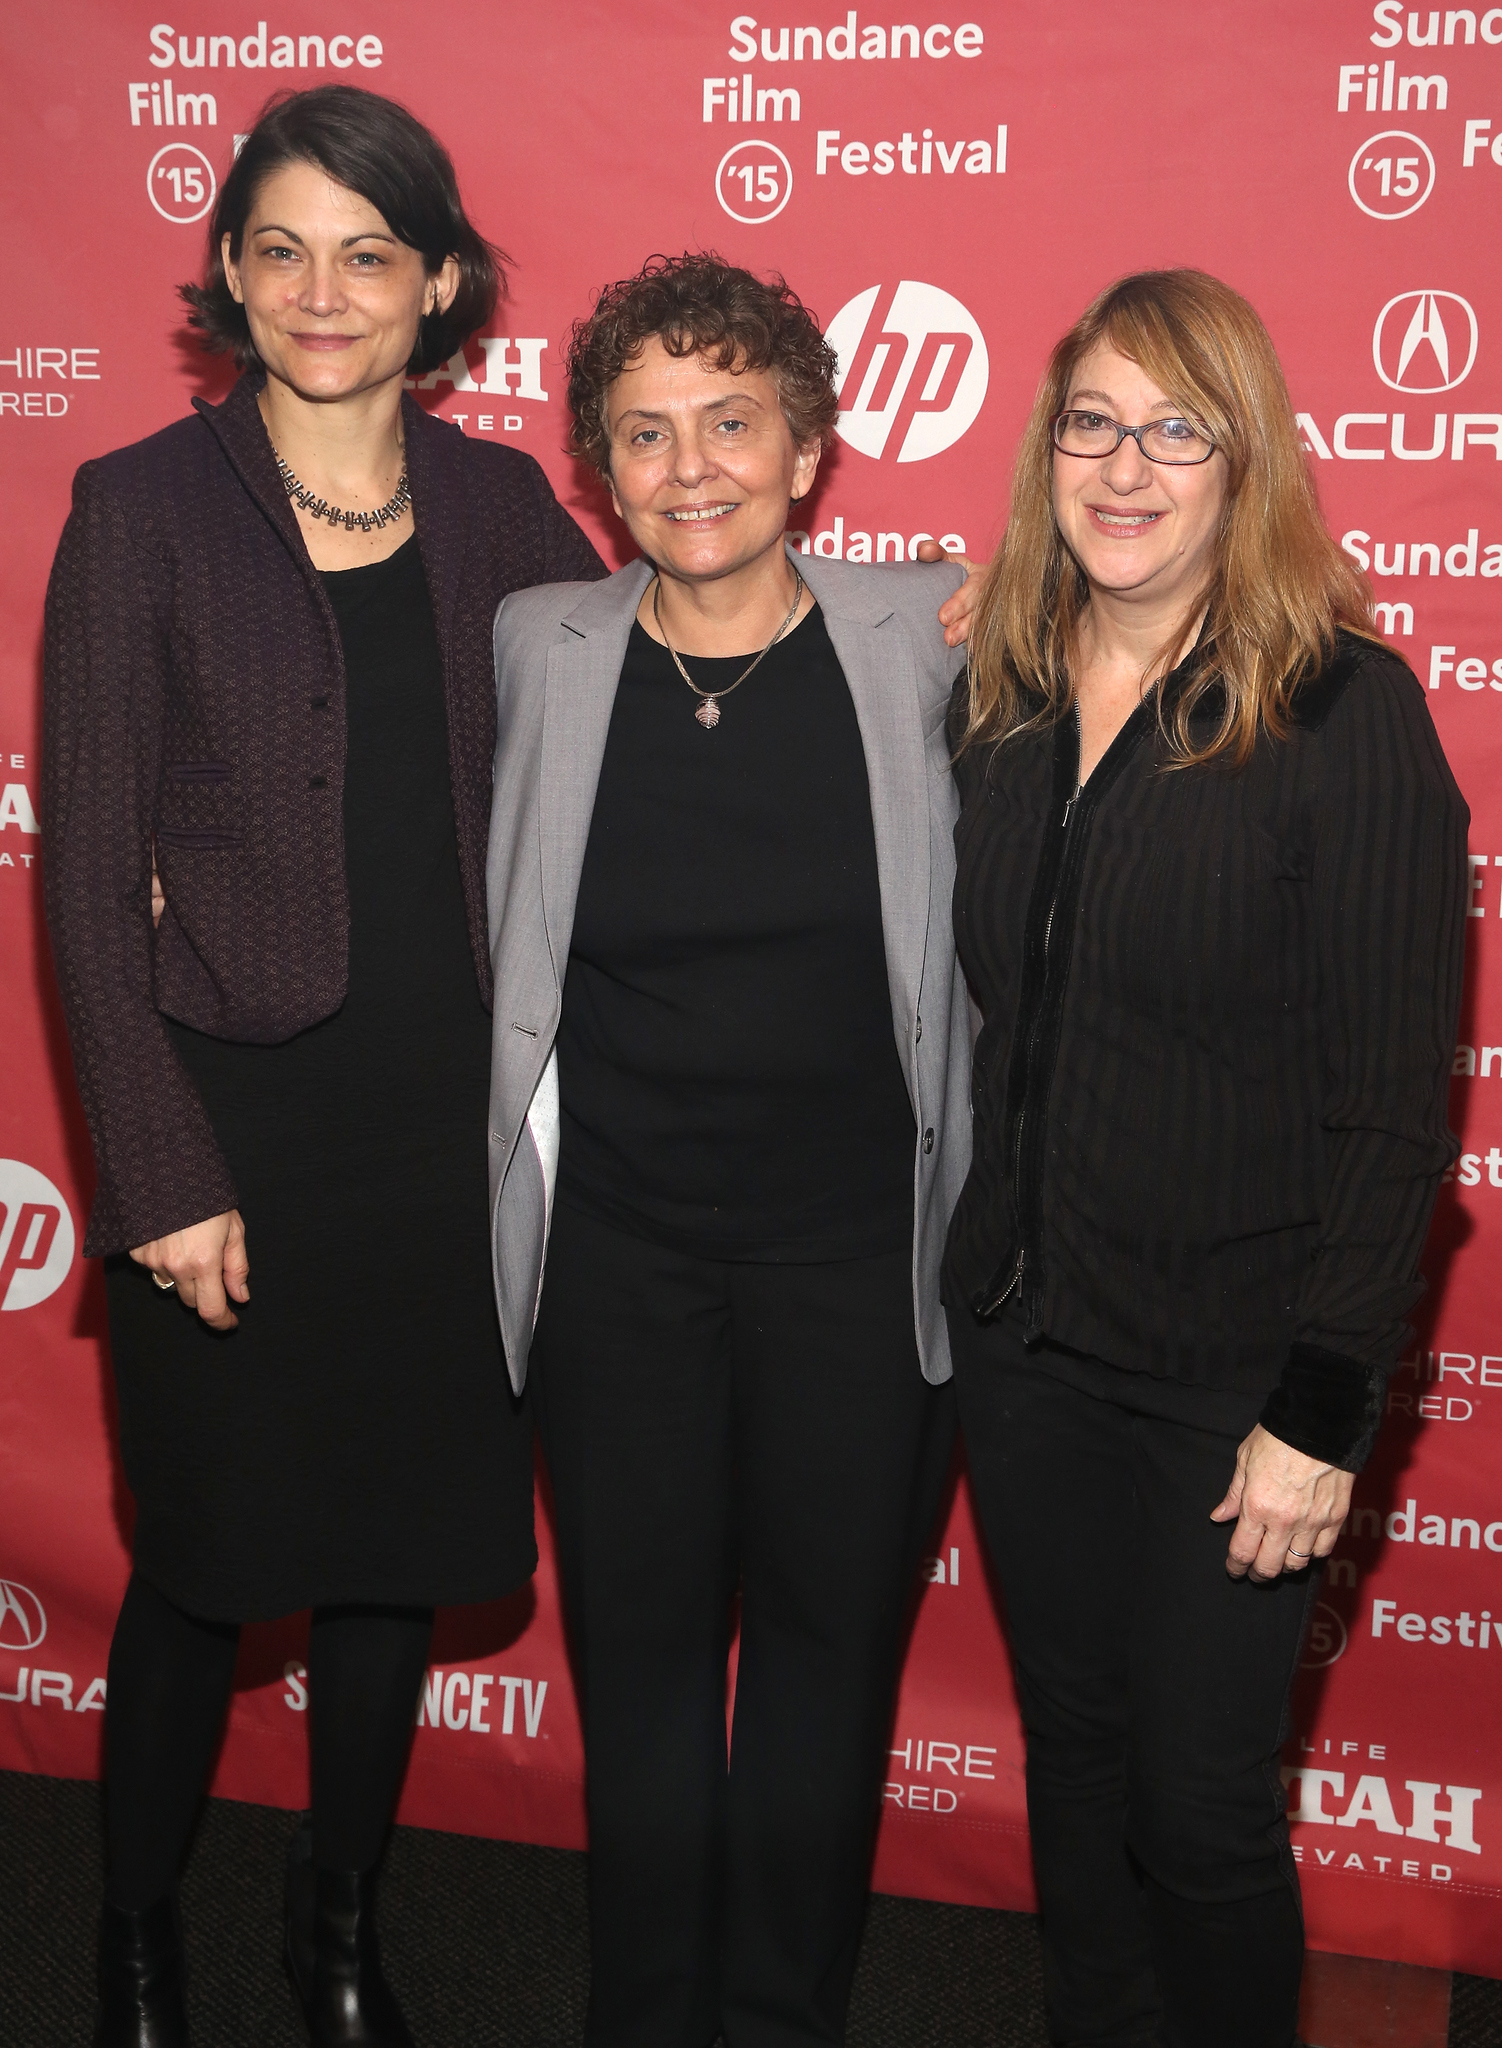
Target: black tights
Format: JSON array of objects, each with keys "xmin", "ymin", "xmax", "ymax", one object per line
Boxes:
[{"xmin": 103, "ymin": 1572, "xmax": 433, "ymax": 1910}]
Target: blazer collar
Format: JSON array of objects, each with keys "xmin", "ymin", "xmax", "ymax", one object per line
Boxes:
[
  {"xmin": 551, "ymin": 543, "xmax": 899, "ymax": 636},
  {"xmin": 557, "ymin": 555, "xmax": 655, "ymax": 638},
  {"xmin": 795, "ymin": 548, "xmax": 899, "ymax": 628},
  {"xmin": 401, "ymin": 389, "xmax": 467, "ymax": 646},
  {"xmin": 192, "ymin": 372, "xmax": 309, "ymax": 568},
  {"xmin": 800, "ymin": 555, "xmax": 928, "ymax": 1075},
  {"xmin": 537, "ymin": 563, "xmax": 650, "ymax": 976},
  {"xmin": 192, "ymin": 374, "xmax": 469, "ymax": 646}
]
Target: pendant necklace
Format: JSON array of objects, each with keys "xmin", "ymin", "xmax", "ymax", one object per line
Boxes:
[{"xmin": 652, "ymin": 568, "xmax": 805, "ymax": 729}]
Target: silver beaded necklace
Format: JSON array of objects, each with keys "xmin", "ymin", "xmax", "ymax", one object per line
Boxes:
[{"xmin": 274, "ymin": 453, "xmax": 412, "ymax": 534}]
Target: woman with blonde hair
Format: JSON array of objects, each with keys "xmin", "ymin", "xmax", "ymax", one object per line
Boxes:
[{"xmin": 943, "ymin": 270, "xmax": 1466, "ymax": 2047}]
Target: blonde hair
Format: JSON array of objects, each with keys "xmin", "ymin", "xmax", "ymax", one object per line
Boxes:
[{"xmin": 958, "ymin": 269, "xmax": 1379, "ymax": 767}]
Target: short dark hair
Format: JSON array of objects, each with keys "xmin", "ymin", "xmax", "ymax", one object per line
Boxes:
[
  {"xmin": 565, "ymin": 252, "xmax": 841, "ymax": 477},
  {"xmin": 180, "ymin": 85, "xmax": 504, "ymax": 375}
]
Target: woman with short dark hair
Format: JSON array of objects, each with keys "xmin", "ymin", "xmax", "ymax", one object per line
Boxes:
[
  {"xmin": 945, "ymin": 269, "xmax": 1467, "ymax": 2048},
  {"xmin": 43, "ymin": 85, "xmax": 604, "ymax": 2045},
  {"xmin": 485, "ymin": 252, "xmax": 974, "ymax": 2047}
]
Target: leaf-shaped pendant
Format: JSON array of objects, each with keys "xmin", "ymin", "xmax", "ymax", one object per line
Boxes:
[{"xmin": 695, "ymin": 697, "xmax": 721, "ymax": 729}]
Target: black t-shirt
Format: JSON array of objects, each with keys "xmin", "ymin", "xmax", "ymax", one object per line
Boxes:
[{"xmin": 554, "ymin": 604, "xmax": 916, "ymax": 1260}]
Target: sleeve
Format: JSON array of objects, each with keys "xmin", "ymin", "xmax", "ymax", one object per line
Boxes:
[
  {"xmin": 1258, "ymin": 654, "xmax": 1469, "ymax": 1470},
  {"xmin": 41, "ymin": 462, "xmax": 239, "ymax": 1256},
  {"xmin": 526, "ymin": 456, "xmax": 608, "ymax": 585}
]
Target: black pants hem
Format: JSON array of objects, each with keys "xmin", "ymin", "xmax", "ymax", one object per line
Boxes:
[{"xmin": 949, "ymin": 1302, "xmax": 1316, "ymax": 2048}]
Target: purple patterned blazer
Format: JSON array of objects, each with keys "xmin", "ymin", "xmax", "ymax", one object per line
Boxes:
[{"xmin": 43, "ymin": 373, "xmax": 605, "ymax": 1255}]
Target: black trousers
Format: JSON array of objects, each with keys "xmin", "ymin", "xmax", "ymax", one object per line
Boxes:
[
  {"xmin": 948, "ymin": 1303, "xmax": 1319, "ymax": 2048},
  {"xmin": 531, "ymin": 1202, "xmax": 956, "ymax": 2048}
]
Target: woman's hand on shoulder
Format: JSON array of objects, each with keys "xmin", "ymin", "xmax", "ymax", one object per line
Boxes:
[
  {"xmin": 130, "ymin": 1209, "xmax": 249, "ymax": 1331},
  {"xmin": 912, "ymin": 537, "xmax": 987, "ymax": 648},
  {"xmin": 1210, "ymin": 1423, "xmax": 1354, "ymax": 1583}
]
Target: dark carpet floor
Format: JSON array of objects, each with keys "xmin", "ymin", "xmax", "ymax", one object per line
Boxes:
[{"xmin": 2, "ymin": 1771, "xmax": 1498, "ymax": 2046}]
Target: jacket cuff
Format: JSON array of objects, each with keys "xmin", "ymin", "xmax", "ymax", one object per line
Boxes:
[
  {"xmin": 84, "ymin": 1159, "xmax": 240, "ymax": 1261},
  {"xmin": 1258, "ymin": 1343, "xmax": 1388, "ymax": 1472}
]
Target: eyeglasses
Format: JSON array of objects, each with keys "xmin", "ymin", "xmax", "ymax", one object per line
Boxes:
[{"xmin": 1052, "ymin": 410, "xmax": 1218, "ymax": 466}]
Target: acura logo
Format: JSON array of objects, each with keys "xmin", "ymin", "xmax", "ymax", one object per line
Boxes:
[
  {"xmin": 0, "ymin": 1579, "xmax": 46, "ymax": 1653},
  {"xmin": 1373, "ymin": 291, "xmax": 1479, "ymax": 395}
]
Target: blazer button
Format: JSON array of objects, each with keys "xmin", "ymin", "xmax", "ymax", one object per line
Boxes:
[
  {"xmin": 923, "ymin": 1128, "xmax": 935, "ymax": 1154},
  {"xmin": 308, "ymin": 774, "xmax": 327, "ymax": 789},
  {"xmin": 310, "ymin": 695, "xmax": 329, "ymax": 710}
]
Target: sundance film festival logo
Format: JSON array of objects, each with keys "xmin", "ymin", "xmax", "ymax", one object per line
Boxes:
[
  {"xmin": 1348, "ymin": 131, "xmax": 1436, "ymax": 220},
  {"xmin": 715, "ymin": 139, "xmax": 793, "ymax": 223},
  {"xmin": 0, "ymin": 1581, "xmax": 47, "ymax": 1653},
  {"xmin": 826, "ymin": 281, "xmax": 988, "ymax": 463},
  {"xmin": 1373, "ymin": 291, "xmax": 1479, "ymax": 393},
  {"xmin": 0, "ymin": 1161, "xmax": 76, "ymax": 1312},
  {"xmin": 146, "ymin": 141, "xmax": 217, "ymax": 224}
]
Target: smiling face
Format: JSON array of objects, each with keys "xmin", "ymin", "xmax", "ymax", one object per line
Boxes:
[
  {"xmin": 603, "ymin": 336, "xmax": 822, "ymax": 585},
  {"xmin": 1052, "ymin": 342, "xmax": 1227, "ymax": 613},
  {"xmin": 222, "ymin": 159, "xmax": 456, "ymax": 404}
]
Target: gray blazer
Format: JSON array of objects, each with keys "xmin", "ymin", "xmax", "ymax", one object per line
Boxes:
[{"xmin": 486, "ymin": 547, "xmax": 973, "ymax": 1393}]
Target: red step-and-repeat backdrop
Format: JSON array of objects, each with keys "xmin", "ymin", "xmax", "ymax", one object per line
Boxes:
[{"xmin": 2, "ymin": 0, "xmax": 1500, "ymax": 1978}]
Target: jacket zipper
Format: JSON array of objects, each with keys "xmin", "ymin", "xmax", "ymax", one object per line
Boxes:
[
  {"xmin": 1042, "ymin": 786, "xmax": 1080, "ymax": 953},
  {"xmin": 977, "ymin": 720, "xmax": 1083, "ymax": 1318},
  {"xmin": 977, "ymin": 698, "xmax": 1161, "ymax": 1323},
  {"xmin": 979, "ymin": 1246, "xmax": 1026, "ymax": 1316}
]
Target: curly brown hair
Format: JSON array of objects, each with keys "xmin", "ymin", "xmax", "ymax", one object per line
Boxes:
[{"xmin": 565, "ymin": 252, "xmax": 840, "ymax": 477}]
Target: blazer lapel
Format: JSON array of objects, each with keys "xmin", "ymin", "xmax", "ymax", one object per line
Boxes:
[
  {"xmin": 538, "ymin": 560, "xmax": 654, "ymax": 980},
  {"xmin": 193, "ymin": 374, "xmax": 316, "ymax": 571},
  {"xmin": 403, "ymin": 394, "xmax": 466, "ymax": 653},
  {"xmin": 801, "ymin": 557, "xmax": 930, "ymax": 1095}
]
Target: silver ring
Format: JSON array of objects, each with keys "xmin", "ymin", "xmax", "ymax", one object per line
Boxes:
[
  {"xmin": 151, "ymin": 1272, "xmax": 177, "ymax": 1293},
  {"xmin": 1287, "ymin": 1546, "xmax": 1313, "ymax": 1559}
]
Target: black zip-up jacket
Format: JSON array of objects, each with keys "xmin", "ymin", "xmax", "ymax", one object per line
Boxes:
[{"xmin": 941, "ymin": 634, "xmax": 1468, "ymax": 1470}]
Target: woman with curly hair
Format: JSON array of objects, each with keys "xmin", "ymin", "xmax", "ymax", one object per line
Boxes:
[
  {"xmin": 485, "ymin": 252, "xmax": 974, "ymax": 2047},
  {"xmin": 944, "ymin": 270, "xmax": 1467, "ymax": 2048},
  {"xmin": 44, "ymin": 86, "xmax": 605, "ymax": 2046}
]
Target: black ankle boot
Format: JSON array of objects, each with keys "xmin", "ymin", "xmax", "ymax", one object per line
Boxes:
[
  {"xmin": 93, "ymin": 1895, "xmax": 189, "ymax": 2047},
  {"xmin": 285, "ymin": 1841, "xmax": 414, "ymax": 2047}
]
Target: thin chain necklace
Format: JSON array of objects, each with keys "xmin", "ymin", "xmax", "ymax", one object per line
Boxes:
[
  {"xmin": 652, "ymin": 569, "xmax": 805, "ymax": 729},
  {"xmin": 273, "ymin": 451, "xmax": 412, "ymax": 533}
]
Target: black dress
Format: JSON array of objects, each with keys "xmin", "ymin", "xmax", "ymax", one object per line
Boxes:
[{"xmin": 105, "ymin": 536, "xmax": 534, "ymax": 1623}]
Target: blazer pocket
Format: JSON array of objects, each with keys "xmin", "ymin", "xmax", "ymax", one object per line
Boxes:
[
  {"xmin": 923, "ymin": 696, "xmax": 954, "ymax": 743},
  {"xmin": 154, "ymin": 826, "xmax": 242, "ymax": 851},
  {"xmin": 164, "ymin": 761, "xmax": 233, "ymax": 784}
]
